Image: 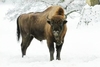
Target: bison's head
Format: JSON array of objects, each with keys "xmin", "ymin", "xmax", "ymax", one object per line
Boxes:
[{"xmin": 47, "ymin": 15, "xmax": 67, "ymax": 45}]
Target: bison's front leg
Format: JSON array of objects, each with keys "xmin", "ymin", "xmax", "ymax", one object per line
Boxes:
[
  {"xmin": 47, "ymin": 41, "xmax": 54, "ymax": 61},
  {"xmin": 56, "ymin": 44, "xmax": 63, "ymax": 60}
]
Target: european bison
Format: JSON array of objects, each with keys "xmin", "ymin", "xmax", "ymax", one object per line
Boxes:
[{"xmin": 17, "ymin": 5, "xmax": 67, "ymax": 61}]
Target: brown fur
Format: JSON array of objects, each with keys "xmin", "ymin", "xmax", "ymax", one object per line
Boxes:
[{"xmin": 17, "ymin": 5, "xmax": 67, "ymax": 61}]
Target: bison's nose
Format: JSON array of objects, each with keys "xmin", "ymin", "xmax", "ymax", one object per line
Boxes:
[{"xmin": 53, "ymin": 31, "xmax": 59, "ymax": 36}]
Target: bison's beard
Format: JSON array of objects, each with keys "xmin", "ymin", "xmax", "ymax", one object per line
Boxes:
[
  {"xmin": 53, "ymin": 31, "xmax": 63, "ymax": 46},
  {"xmin": 54, "ymin": 36, "xmax": 63, "ymax": 46}
]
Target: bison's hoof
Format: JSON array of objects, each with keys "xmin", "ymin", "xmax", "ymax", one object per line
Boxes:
[{"xmin": 56, "ymin": 57, "xmax": 61, "ymax": 60}]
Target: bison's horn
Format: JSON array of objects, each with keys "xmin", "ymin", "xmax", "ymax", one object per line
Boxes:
[{"xmin": 47, "ymin": 15, "xmax": 51, "ymax": 24}]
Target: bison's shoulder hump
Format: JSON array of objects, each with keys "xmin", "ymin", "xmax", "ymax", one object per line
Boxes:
[{"xmin": 48, "ymin": 5, "xmax": 65, "ymax": 18}]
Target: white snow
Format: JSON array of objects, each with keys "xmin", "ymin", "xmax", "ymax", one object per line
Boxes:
[{"xmin": 0, "ymin": 2, "xmax": 100, "ymax": 67}]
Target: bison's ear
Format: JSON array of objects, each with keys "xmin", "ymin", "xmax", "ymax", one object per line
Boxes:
[{"xmin": 63, "ymin": 20, "xmax": 67, "ymax": 24}]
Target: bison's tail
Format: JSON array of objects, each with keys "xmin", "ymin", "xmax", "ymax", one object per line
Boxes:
[{"xmin": 17, "ymin": 16, "xmax": 20, "ymax": 41}]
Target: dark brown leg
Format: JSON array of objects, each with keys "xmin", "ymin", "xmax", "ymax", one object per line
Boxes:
[
  {"xmin": 56, "ymin": 44, "xmax": 63, "ymax": 60},
  {"xmin": 47, "ymin": 41, "xmax": 54, "ymax": 61},
  {"xmin": 21, "ymin": 35, "xmax": 33, "ymax": 57}
]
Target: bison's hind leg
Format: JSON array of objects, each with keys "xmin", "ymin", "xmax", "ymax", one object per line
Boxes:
[{"xmin": 21, "ymin": 35, "xmax": 33, "ymax": 57}]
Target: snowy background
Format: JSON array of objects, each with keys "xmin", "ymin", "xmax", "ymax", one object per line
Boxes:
[{"xmin": 0, "ymin": 0, "xmax": 100, "ymax": 67}]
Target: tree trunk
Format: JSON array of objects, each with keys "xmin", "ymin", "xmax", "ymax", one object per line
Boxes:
[{"xmin": 86, "ymin": 0, "xmax": 99, "ymax": 6}]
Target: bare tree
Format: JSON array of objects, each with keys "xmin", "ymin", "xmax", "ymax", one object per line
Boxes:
[{"xmin": 1, "ymin": 0, "xmax": 5, "ymax": 2}]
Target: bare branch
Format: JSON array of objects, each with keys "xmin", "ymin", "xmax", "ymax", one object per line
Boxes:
[
  {"xmin": 64, "ymin": 0, "xmax": 74, "ymax": 9},
  {"xmin": 41, "ymin": 0, "xmax": 53, "ymax": 6},
  {"xmin": 65, "ymin": 10, "xmax": 78, "ymax": 18}
]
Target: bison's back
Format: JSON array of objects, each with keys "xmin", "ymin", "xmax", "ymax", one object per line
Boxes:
[{"xmin": 18, "ymin": 12, "xmax": 46, "ymax": 41}]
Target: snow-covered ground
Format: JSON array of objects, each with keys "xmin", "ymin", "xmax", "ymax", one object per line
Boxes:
[{"xmin": 0, "ymin": 3, "xmax": 100, "ymax": 67}]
